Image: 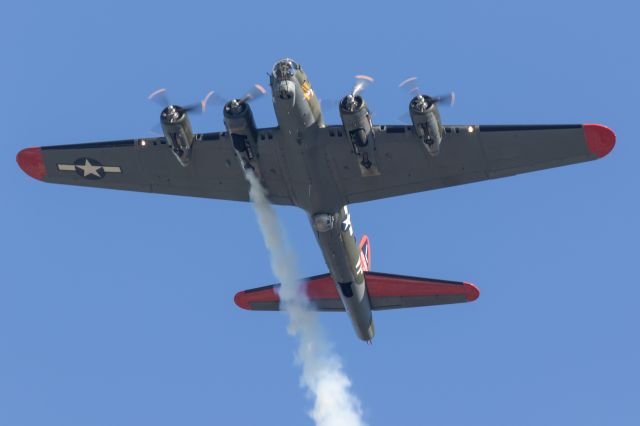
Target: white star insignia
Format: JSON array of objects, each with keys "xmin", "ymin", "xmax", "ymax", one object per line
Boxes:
[
  {"xmin": 341, "ymin": 206, "xmax": 353, "ymax": 236},
  {"xmin": 75, "ymin": 159, "xmax": 102, "ymax": 177}
]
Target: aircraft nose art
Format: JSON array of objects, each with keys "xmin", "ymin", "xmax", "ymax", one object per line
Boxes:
[
  {"xmin": 16, "ymin": 147, "xmax": 46, "ymax": 180},
  {"xmin": 583, "ymin": 124, "xmax": 616, "ymax": 158}
]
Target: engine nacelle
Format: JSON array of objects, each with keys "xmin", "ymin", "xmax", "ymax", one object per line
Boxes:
[
  {"xmin": 409, "ymin": 95, "xmax": 444, "ymax": 156},
  {"xmin": 339, "ymin": 94, "xmax": 380, "ymax": 176},
  {"xmin": 160, "ymin": 105, "xmax": 195, "ymax": 167},
  {"xmin": 223, "ymin": 99, "xmax": 260, "ymax": 174}
]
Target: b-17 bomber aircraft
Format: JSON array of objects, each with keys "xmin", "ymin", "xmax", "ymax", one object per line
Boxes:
[{"xmin": 17, "ymin": 58, "xmax": 615, "ymax": 341}]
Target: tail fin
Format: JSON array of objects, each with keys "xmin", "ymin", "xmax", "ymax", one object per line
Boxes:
[{"xmin": 358, "ymin": 235, "xmax": 371, "ymax": 272}]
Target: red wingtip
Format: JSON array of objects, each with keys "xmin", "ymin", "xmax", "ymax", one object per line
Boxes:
[
  {"xmin": 584, "ymin": 124, "xmax": 615, "ymax": 158},
  {"xmin": 16, "ymin": 147, "xmax": 46, "ymax": 180},
  {"xmin": 234, "ymin": 291, "xmax": 251, "ymax": 310},
  {"xmin": 463, "ymin": 282, "xmax": 480, "ymax": 302}
]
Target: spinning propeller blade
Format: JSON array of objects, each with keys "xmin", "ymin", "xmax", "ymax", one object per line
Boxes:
[
  {"xmin": 147, "ymin": 88, "xmax": 171, "ymax": 107},
  {"xmin": 147, "ymin": 88, "xmax": 209, "ymax": 114},
  {"xmin": 321, "ymin": 75, "xmax": 375, "ymax": 113},
  {"xmin": 399, "ymin": 77, "xmax": 455, "ymax": 106},
  {"xmin": 352, "ymin": 74, "xmax": 374, "ymax": 96},
  {"xmin": 241, "ymin": 83, "xmax": 267, "ymax": 103}
]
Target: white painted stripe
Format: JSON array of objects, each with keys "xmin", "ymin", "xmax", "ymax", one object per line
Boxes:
[{"xmin": 58, "ymin": 163, "xmax": 121, "ymax": 173}]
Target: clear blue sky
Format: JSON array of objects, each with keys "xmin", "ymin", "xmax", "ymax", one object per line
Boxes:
[{"xmin": 2, "ymin": 1, "xmax": 638, "ymax": 425}]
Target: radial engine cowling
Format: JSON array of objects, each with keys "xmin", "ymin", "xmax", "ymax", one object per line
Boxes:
[
  {"xmin": 160, "ymin": 105, "xmax": 195, "ymax": 167},
  {"xmin": 339, "ymin": 95, "xmax": 380, "ymax": 176},
  {"xmin": 409, "ymin": 95, "xmax": 444, "ymax": 156},
  {"xmin": 223, "ymin": 100, "xmax": 260, "ymax": 173}
]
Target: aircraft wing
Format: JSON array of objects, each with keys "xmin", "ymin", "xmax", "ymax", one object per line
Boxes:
[
  {"xmin": 323, "ymin": 124, "xmax": 615, "ymax": 204},
  {"xmin": 234, "ymin": 272, "xmax": 479, "ymax": 311},
  {"xmin": 16, "ymin": 130, "xmax": 294, "ymax": 205},
  {"xmin": 17, "ymin": 124, "xmax": 614, "ymax": 206}
]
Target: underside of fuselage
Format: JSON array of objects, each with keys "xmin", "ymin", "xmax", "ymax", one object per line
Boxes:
[{"xmin": 268, "ymin": 58, "xmax": 375, "ymax": 341}]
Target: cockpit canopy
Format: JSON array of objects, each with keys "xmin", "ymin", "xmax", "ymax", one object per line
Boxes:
[{"xmin": 272, "ymin": 58, "xmax": 300, "ymax": 80}]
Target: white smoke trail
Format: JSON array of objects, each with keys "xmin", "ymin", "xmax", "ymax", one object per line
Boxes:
[{"xmin": 244, "ymin": 170, "xmax": 366, "ymax": 426}]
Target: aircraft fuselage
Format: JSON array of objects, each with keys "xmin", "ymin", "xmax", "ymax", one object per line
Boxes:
[{"xmin": 268, "ymin": 59, "xmax": 375, "ymax": 341}]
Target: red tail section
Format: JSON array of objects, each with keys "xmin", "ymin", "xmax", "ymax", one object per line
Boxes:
[
  {"xmin": 234, "ymin": 274, "xmax": 343, "ymax": 311},
  {"xmin": 234, "ymin": 271, "xmax": 479, "ymax": 312}
]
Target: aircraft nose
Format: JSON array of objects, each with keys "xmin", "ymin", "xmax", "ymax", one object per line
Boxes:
[{"xmin": 275, "ymin": 80, "xmax": 296, "ymax": 105}]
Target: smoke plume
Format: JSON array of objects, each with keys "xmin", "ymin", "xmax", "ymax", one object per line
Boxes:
[{"xmin": 244, "ymin": 170, "xmax": 366, "ymax": 426}]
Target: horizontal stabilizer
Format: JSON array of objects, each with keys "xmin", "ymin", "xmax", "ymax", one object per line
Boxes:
[
  {"xmin": 366, "ymin": 272, "xmax": 479, "ymax": 310},
  {"xmin": 234, "ymin": 274, "xmax": 342, "ymax": 311},
  {"xmin": 234, "ymin": 272, "xmax": 479, "ymax": 311}
]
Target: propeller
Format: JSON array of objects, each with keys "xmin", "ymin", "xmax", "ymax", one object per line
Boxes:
[
  {"xmin": 148, "ymin": 83, "xmax": 266, "ymax": 114},
  {"xmin": 240, "ymin": 83, "xmax": 267, "ymax": 103},
  {"xmin": 147, "ymin": 88, "xmax": 217, "ymax": 135},
  {"xmin": 398, "ymin": 76, "xmax": 455, "ymax": 107},
  {"xmin": 147, "ymin": 84, "xmax": 266, "ymax": 134},
  {"xmin": 320, "ymin": 75, "xmax": 375, "ymax": 113},
  {"xmin": 199, "ymin": 90, "xmax": 228, "ymax": 112},
  {"xmin": 147, "ymin": 88, "xmax": 220, "ymax": 114},
  {"xmin": 397, "ymin": 77, "xmax": 455, "ymax": 123},
  {"xmin": 352, "ymin": 74, "xmax": 374, "ymax": 96}
]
